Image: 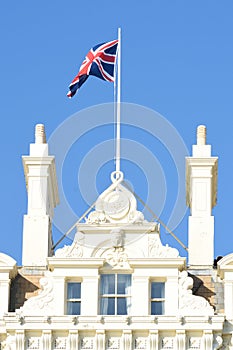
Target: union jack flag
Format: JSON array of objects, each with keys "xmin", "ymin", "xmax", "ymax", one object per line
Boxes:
[{"xmin": 67, "ymin": 39, "xmax": 118, "ymax": 98}]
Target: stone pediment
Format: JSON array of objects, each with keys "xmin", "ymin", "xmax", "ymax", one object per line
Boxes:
[
  {"xmin": 86, "ymin": 172, "xmax": 146, "ymax": 225},
  {"xmin": 54, "ymin": 171, "xmax": 180, "ymax": 260},
  {"xmin": 55, "ymin": 225, "xmax": 179, "ymax": 260}
]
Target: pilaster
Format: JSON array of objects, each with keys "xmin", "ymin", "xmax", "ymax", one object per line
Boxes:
[
  {"xmin": 203, "ymin": 330, "xmax": 213, "ymax": 350},
  {"xmin": 176, "ymin": 330, "xmax": 185, "ymax": 350},
  {"xmin": 149, "ymin": 330, "xmax": 159, "ymax": 350},
  {"xmin": 15, "ymin": 330, "xmax": 25, "ymax": 350},
  {"xmin": 96, "ymin": 330, "xmax": 105, "ymax": 350},
  {"xmin": 68, "ymin": 330, "xmax": 79, "ymax": 349},
  {"xmin": 122, "ymin": 330, "xmax": 132, "ymax": 350},
  {"xmin": 42, "ymin": 330, "xmax": 52, "ymax": 350}
]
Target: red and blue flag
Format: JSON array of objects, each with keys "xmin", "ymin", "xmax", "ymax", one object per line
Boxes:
[{"xmin": 67, "ymin": 39, "xmax": 118, "ymax": 98}]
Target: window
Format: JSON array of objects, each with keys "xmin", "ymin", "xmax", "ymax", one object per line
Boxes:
[
  {"xmin": 100, "ymin": 274, "xmax": 131, "ymax": 315},
  {"xmin": 66, "ymin": 282, "xmax": 81, "ymax": 315},
  {"xmin": 150, "ymin": 282, "xmax": 165, "ymax": 315}
]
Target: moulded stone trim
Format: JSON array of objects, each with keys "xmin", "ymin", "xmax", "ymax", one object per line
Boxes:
[{"xmin": 0, "ymin": 253, "xmax": 17, "ymax": 276}]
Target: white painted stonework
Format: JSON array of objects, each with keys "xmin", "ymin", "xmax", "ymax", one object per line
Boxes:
[
  {"xmin": 186, "ymin": 125, "xmax": 218, "ymax": 267},
  {"xmin": 22, "ymin": 124, "xmax": 59, "ymax": 267},
  {"xmin": 0, "ymin": 253, "xmax": 17, "ymax": 316},
  {"xmin": 1, "ymin": 124, "xmax": 233, "ymax": 349}
]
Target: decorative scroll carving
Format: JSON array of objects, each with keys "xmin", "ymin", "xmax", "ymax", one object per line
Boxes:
[
  {"xmin": 86, "ymin": 180, "xmax": 146, "ymax": 225},
  {"xmin": 19, "ymin": 273, "xmax": 54, "ymax": 316},
  {"xmin": 55, "ymin": 232, "xmax": 83, "ymax": 258},
  {"xmin": 178, "ymin": 271, "xmax": 214, "ymax": 315},
  {"xmin": 128, "ymin": 210, "xmax": 145, "ymax": 223},
  {"xmin": 149, "ymin": 234, "xmax": 179, "ymax": 258},
  {"xmin": 106, "ymin": 247, "xmax": 129, "ymax": 268}
]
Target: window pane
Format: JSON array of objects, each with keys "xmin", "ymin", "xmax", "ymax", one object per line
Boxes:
[
  {"xmin": 151, "ymin": 301, "xmax": 164, "ymax": 315},
  {"xmin": 67, "ymin": 282, "xmax": 81, "ymax": 299},
  {"xmin": 100, "ymin": 297, "xmax": 115, "ymax": 315},
  {"xmin": 100, "ymin": 275, "xmax": 115, "ymax": 294},
  {"xmin": 117, "ymin": 274, "xmax": 131, "ymax": 294},
  {"xmin": 151, "ymin": 282, "xmax": 165, "ymax": 298},
  {"xmin": 67, "ymin": 301, "xmax": 81, "ymax": 315},
  {"xmin": 117, "ymin": 297, "xmax": 127, "ymax": 315}
]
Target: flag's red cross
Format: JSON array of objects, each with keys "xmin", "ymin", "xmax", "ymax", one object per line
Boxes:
[{"xmin": 67, "ymin": 39, "xmax": 118, "ymax": 98}]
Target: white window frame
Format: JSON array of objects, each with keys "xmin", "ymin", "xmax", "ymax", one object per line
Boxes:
[
  {"xmin": 99, "ymin": 273, "xmax": 131, "ymax": 315},
  {"xmin": 66, "ymin": 281, "xmax": 82, "ymax": 315},
  {"xmin": 150, "ymin": 280, "xmax": 165, "ymax": 315}
]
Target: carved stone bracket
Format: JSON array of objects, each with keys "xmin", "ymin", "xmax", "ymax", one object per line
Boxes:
[
  {"xmin": 178, "ymin": 271, "xmax": 214, "ymax": 315},
  {"xmin": 19, "ymin": 273, "xmax": 55, "ymax": 316}
]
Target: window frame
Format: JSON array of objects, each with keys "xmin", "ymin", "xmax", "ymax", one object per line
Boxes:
[
  {"xmin": 99, "ymin": 273, "xmax": 132, "ymax": 315},
  {"xmin": 150, "ymin": 280, "xmax": 166, "ymax": 315},
  {"xmin": 66, "ymin": 280, "xmax": 82, "ymax": 315}
]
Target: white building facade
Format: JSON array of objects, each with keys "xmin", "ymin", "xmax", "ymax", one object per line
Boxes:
[{"xmin": 0, "ymin": 124, "xmax": 232, "ymax": 349}]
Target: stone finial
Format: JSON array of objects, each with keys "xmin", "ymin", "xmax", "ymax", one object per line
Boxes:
[
  {"xmin": 197, "ymin": 125, "xmax": 206, "ymax": 145},
  {"xmin": 35, "ymin": 124, "xmax": 46, "ymax": 144}
]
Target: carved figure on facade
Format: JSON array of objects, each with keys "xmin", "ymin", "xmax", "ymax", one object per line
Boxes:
[
  {"xmin": 178, "ymin": 271, "xmax": 214, "ymax": 315},
  {"xmin": 19, "ymin": 273, "xmax": 55, "ymax": 316},
  {"xmin": 148, "ymin": 234, "xmax": 179, "ymax": 258},
  {"xmin": 55, "ymin": 232, "xmax": 84, "ymax": 258},
  {"xmin": 111, "ymin": 228, "xmax": 125, "ymax": 248}
]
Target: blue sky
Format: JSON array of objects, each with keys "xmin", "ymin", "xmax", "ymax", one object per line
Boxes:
[{"xmin": 1, "ymin": 1, "xmax": 233, "ymax": 264}]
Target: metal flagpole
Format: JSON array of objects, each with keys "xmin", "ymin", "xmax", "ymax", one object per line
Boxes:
[{"xmin": 115, "ymin": 27, "xmax": 121, "ymax": 178}]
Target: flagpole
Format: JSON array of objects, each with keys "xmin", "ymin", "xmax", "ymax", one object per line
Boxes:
[{"xmin": 115, "ymin": 27, "xmax": 121, "ymax": 179}]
